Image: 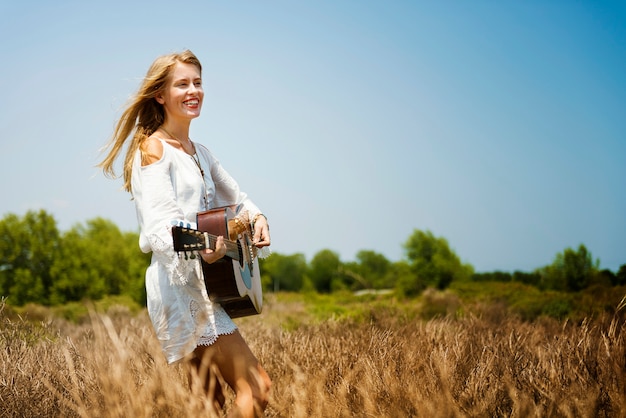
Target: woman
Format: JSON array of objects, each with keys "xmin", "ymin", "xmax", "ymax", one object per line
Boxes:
[{"xmin": 99, "ymin": 50, "xmax": 271, "ymax": 417}]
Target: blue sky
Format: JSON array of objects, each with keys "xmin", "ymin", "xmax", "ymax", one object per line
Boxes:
[{"xmin": 0, "ymin": 1, "xmax": 624, "ymax": 272}]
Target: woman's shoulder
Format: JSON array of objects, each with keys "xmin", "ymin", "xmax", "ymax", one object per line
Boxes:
[{"xmin": 140, "ymin": 135, "xmax": 165, "ymax": 166}]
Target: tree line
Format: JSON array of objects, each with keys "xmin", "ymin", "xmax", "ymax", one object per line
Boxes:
[{"xmin": 1, "ymin": 210, "xmax": 624, "ymax": 307}]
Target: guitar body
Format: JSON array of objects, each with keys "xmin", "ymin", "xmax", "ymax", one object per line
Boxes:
[{"xmin": 195, "ymin": 205, "xmax": 263, "ymax": 318}]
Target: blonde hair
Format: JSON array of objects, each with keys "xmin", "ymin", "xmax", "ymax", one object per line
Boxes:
[{"xmin": 98, "ymin": 50, "xmax": 202, "ymax": 193}]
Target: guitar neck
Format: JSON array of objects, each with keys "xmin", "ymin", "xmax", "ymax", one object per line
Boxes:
[
  {"xmin": 172, "ymin": 226, "xmax": 242, "ymax": 260},
  {"xmin": 204, "ymin": 233, "xmax": 240, "ymax": 260}
]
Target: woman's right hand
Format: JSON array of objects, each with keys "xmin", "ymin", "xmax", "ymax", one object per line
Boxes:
[{"xmin": 200, "ymin": 235, "xmax": 227, "ymax": 264}]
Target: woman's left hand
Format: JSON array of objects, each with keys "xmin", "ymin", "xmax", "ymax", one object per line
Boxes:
[
  {"xmin": 200, "ymin": 235, "xmax": 227, "ymax": 264},
  {"xmin": 253, "ymin": 215, "xmax": 271, "ymax": 248}
]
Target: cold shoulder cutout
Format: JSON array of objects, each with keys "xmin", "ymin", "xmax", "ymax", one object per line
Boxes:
[{"xmin": 140, "ymin": 136, "xmax": 165, "ymax": 166}]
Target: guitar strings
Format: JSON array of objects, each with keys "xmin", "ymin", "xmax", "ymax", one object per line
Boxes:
[{"xmin": 182, "ymin": 228, "xmax": 242, "ymax": 254}]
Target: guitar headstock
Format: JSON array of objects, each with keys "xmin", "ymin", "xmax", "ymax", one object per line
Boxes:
[{"xmin": 172, "ymin": 226, "xmax": 208, "ymax": 254}]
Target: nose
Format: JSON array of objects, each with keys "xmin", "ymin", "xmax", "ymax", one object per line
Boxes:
[{"xmin": 189, "ymin": 83, "xmax": 202, "ymax": 95}]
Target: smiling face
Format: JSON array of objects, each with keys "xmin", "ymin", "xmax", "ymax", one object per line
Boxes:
[{"xmin": 157, "ymin": 62, "xmax": 204, "ymax": 123}]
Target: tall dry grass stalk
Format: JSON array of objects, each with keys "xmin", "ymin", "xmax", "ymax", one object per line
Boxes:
[{"xmin": 1, "ymin": 296, "xmax": 625, "ymax": 417}]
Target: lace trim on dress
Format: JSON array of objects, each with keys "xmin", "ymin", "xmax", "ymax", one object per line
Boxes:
[
  {"xmin": 148, "ymin": 230, "xmax": 199, "ymax": 286},
  {"xmin": 257, "ymin": 247, "xmax": 272, "ymax": 259},
  {"xmin": 190, "ymin": 300, "xmax": 238, "ymax": 346}
]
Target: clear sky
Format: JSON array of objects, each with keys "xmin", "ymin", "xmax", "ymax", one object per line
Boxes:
[{"xmin": 1, "ymin": 1, "xmax": 624, "ymax": 273}]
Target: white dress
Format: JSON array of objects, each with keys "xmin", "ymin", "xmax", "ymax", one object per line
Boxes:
[{"xmin": 131, "ymin": 139, "xmax": 262, "ymax": 364}]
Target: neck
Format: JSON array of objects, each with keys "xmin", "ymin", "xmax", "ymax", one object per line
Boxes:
[{"xmin": 160, "ymin": 124, "xmax": 190, "ymax": 146}]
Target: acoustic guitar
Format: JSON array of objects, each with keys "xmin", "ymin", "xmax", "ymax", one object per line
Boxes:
[{"xmin": 172, "ymin": 205, "xmax": 263, "ymax": 318}]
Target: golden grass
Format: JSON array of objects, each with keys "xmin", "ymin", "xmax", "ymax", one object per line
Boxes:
[{"xmin": 1, "ymin": 294, "xmax": 625, "ymax": 417}]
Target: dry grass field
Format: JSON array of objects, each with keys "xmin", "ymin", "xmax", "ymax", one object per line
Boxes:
[{"xmin": 1, "ymin": 293, "xmax": 625, "ymax": 418}]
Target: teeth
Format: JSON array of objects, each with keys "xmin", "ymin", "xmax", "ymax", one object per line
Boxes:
[{"xmin": 185, "ymin": 100, "xmax": 198, "ymax": 105}]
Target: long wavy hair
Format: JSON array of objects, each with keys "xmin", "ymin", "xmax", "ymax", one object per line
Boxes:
[{"xmin": 98, "ymin": 50, "xmax": 202, "ymax": 193}]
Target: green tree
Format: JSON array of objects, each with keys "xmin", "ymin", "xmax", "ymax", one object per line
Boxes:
[
  {"xmin": 402, "ymin": 229, "xmax": 473, "ymax": 293},
  {"xmin": 50, "ymin": 218, "xmax": 148, "ymax": 305},
  {"xmin": 0, "ymin": 213, "xmax": 23, "ymax": 299},
  {"xmin": 472, "ymin": 271, "xmax": 512, "ymax": 282},
  {"xmin": 388, "ymin": 260, "xmax": 415, "ymax": 296},
  {"xmin": 512, "ymin": 270, "xmax": 541, "ymax": 287},
  {"xmin": 539, "ymin": 244, "xmax": 598, "ymax": 292},
  {"xmin": 261, "ymin": 252, "xmax": 307, "ymax": 292},
  {"xmin": 84, "ymin": 218, "xmax": 130, "ymax": 295},
  {"xmin": 49, "ymin": 227, "xmax": 104, "ymax": 304},
  {"xmin": 308, "ymin": 249, "xmax": 341, "ymax": 293},
  {"xmin": 342, "ymin": 250, "xmax": 391, "ymax": 290},
  {"xmin": 594, "ymin": 269, "xmax": 616, "ymax": 287},
  {"xmin": 0, "ymin": 211, "xmax": 148, "ymax": 306},
  {"xmin": 10, "ymin": 269, "xmax": 44, "ymax": 306},
  {"xmin": 0, "ymin": 210, "xmax": 61, "ymax": 305},
  {"xmin": 120, "ymin": 230, "xmax": 149, "ymax": 305},
  {"xmin": 616, "ymin": 264, "xmax": 626, "ymax": 286}
]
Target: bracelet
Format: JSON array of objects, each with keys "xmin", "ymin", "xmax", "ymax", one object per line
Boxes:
[{"xmin": 253, "ymin": 213, "xmax": 267, "ymax": 224}]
